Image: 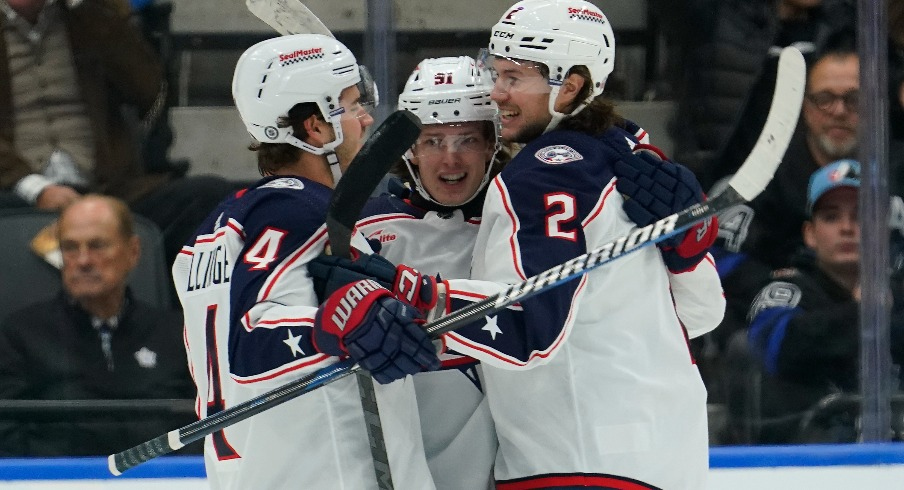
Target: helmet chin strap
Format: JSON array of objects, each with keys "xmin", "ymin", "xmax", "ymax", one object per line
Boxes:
[
  {"xmin": 284, "ymin": 117, "xmax": 345, "ymax": 185},
  {"xmin": 327, "ymin": 152, "xmax": 342, "ymax": 185}
]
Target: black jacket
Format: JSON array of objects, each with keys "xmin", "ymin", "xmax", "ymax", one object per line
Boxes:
[
  {"xmin": 746, "ymin": 253, "xmax": 904, "ymax": 442},
  {"xmin": 0, "ymin": 290, "xmax": 196, "ymax": 456},
  {"xmin": 656, "ymin": 0, "xmax": 855, "ymax": 189}
]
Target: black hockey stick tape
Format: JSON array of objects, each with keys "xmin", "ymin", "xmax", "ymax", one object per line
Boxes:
[
  {"xmin": 327, "ymin": 109, "xmax": 421, "ymax": 258},
  {"xmin": 326, "ymin": 109, "xmax": 421, "ymax": 490}
]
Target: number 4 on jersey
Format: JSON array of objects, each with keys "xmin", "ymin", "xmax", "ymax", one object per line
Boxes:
[{"xmin": 244, "ymin": 228, "xmax": 288, "ymax": 270}]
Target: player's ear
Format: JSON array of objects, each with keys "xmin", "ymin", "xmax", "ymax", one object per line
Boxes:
[
  {"xmin": 303, "ymin": 114, "xmax": 330, "ymax": 145},
  {"xmin": 554, "ymin": 73, "xmax": 584, "ymax": 113}
]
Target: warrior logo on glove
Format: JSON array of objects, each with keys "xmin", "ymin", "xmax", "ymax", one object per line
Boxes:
[{"xmin": 327, "ymin": 279, "xmax": 384, "ymax": 331}]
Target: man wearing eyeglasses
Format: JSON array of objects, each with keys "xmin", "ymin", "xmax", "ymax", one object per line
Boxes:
[{"xmin": 738, "ymin": 39, "xmax": 865, "ymax": 271}]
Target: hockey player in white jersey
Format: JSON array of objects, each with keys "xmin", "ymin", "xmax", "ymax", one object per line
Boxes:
[
  {"xmin": 309, "ymin": 2, "xmax": 724, "ymax": 488},
  {"xmin": 356, "ymin": 56, "xmax": 504, "ymax": 489},
  {"xmin": 444, "ymin": 2, "xmax": 718, "ymax": 487},
  {"xmin": 172, "ymin": 34, "xmax": 440, "ymax": 490}
]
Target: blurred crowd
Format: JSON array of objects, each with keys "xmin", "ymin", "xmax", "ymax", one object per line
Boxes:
[{"xmin": 0, "ymin": 0, "xmax": 902, "ymax": 458}]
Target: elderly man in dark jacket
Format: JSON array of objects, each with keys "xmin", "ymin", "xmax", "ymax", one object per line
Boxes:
[{"xmin": 0, "ymin": 195, "xmax": 196, "ymax": 456}]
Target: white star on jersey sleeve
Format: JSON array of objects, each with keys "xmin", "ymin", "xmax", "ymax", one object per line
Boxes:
[
  {"xmin": 283, "ymin": 330, "xmax": 305, "ymax": 357},
  {"xmin": 482, "ymin": 315, "xmax": 502, "ymax": 340}
]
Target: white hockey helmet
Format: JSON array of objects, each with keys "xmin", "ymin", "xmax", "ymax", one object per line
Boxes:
[
  {"xmin": 399, "ymin": 56, "xmax": 498, "ymax": 125},
  {"xmin": 487, "ymin": 0, "xmax": 615, "ymax": 127},
  {"xmin": 232, "ymin": 33, "xmax": 375, "ymax": 158},
  {"xmin": 398, "ymin": 56, "xmax": 500, "ymax": 205}
]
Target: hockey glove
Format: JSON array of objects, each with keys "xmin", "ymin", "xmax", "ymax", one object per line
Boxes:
[
  {"xmin": 614, "ymin": 144, "xmax": 717, "ymax": 273},
  {"xmin": 312, "ymin": 279, "xmax": 440, "ymax": 384},
  {"xmin": 308, "ymin": 252, "xmax": 441, "ymax": 313}
]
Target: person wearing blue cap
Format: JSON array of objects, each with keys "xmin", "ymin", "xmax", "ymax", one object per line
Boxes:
[{"xmin": 744, "ymin": 159, "xmax": 904, "ymax": 443}]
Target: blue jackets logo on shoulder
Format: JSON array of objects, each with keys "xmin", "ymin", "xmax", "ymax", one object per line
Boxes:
[
  {"xmin": 534, "ymin": 145, "xmax": 583, "ymax": 164},
  {"xmin": 261, "ymin": 178, "xmax": 305, "ymax": 190}
]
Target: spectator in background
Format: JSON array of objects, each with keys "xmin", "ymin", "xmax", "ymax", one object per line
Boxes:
[
  {"xmin": 652, "ymin": 0, "xmax": 854, "ymax": 189},
  {"xmin": 0, "ymin": 194, "xmax": 195, "ymax": 456},
  {"xmin": 686, "ymin": 37, "xmax": 862, "ymax": 410},
  {"xmin": 746, "ymin": 160, "xmax": 904, "ymax": 443},
  {"xmin": 742, "ymin": 41, "xmax": 864, "ymax": 270},
  {"xmin": 0, "ymin": 0, "xmax": 239, "ymax": 265}
]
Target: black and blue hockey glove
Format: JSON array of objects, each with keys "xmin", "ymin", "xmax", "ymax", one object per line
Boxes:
[
  {"xmin": 308, "ymin": 252, "xmax": 441, "ymax": 314},
  {"xmin": 614, "ymin": 144, "xmax": 717, "ymax": 273},
  {"xmin": 312, "ymin": 279, "xmax": 440, "ymax": 384}
]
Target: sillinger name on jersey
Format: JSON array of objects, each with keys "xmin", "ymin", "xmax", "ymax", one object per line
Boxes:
[{"xmin": 186, "ymin": 244, "xmax": 231, "ymax": 292}]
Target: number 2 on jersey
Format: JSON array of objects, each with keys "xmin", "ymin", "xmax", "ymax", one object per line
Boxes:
[{"xmin": 545, "ymin": 193, "xmax": 577, "ymax": 241}]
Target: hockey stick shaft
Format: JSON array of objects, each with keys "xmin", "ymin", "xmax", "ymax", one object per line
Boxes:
[
  {"xmin": 108, "ymin": 46, "xmax": 805, "ymax": 476},
  {"xmin": 245, "ymin": 0, "xmax": 333, "ymax": 36},
  {"xmin": 326, "ymin": 109, "xmax": 421, "ymax": 490}
]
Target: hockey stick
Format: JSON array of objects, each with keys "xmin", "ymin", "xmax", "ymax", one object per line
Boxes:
[
  {"xmin": 245, "ymin": 0, "xmax": 333, "ymax": 36},
  {"xmin": 107, "ymin": 110, "xmax": 421, "ymax": 477},
  {"xmin": 108, "ymin": 46, "xmax": 804, "ymax": 476},
  {"xmin": 246, "ymin": 0, "xmax": 411, "ymax": 485},
  {"xmin": 326, "ymin": 108, "xmax": 421, "ymax": 490}
]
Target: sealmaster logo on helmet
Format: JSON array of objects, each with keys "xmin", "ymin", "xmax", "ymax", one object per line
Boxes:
[
  {"xmin": 568, "ymin": 6, "xmax": 607, "ymax": 25},
  {"xmin": 278, "ymin": 47, "xmax": 324, "ymax": 66}
]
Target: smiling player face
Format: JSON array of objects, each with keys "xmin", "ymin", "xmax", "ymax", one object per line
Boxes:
[{"xmin": 409, "ymin": 121, "xmax": 495, "ymax": 206}]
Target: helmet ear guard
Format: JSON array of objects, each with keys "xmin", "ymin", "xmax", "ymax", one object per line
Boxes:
[{"xmin": 398, "ymin": 56, "xmax": 501, "ymax": 206}]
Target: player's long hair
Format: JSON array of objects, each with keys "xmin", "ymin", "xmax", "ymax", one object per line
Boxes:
[
  {"xmin": 250, "ymin": 102, "xmax": 321, "ymax": 176},
  {"xmin": 548, "ymin": 64, "xmax": 625, "ymax": 136}
]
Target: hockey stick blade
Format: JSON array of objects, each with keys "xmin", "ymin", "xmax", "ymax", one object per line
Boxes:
[
  {"xmin": 246, "ymin": 0, "xmax": 333, "ymax": 36},
  {"xmin": 107, "ymin": 46, "xmax": 804, "ymax": 477},
  {"xmin": 327, "ymin": 109, "xmax": 421, "ymax": 258},
  {"xmin": 327, "ymin": 109, "xmax": 421, "ymax": 490}
]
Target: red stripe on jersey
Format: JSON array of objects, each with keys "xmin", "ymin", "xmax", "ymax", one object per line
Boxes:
[
  {"xmin": 582, "ymin": 179, "xmax": 616, "ymax": 228},
  {"xmin": 449, "ymin": 288, "xmax": 522, "ymax": 310},
  {"xmin": 261, "ymin": 227, "xmax": 327, "ymax": 299},
  {"xmin": 357, "ymin": 213, "xmax": 417, "ymax": 228},
  {"xmin": 495, "ymin": 178, "xmax": 527, "ymax": 281},
  {"xmin": 233, "ymin": 353, "xmax": 332, "ymax": 384},
  {"xmin": 496, "ymin": 472, "xmax": 661, "ymax": 490},
  {"xmin": 254, "ymin": 317, "xmax": 314, "ymax": 327},
  {"xmin": 195, "ymin": 220, "xmax": 244, "ymax": 245},
  {"xmin": 445, "ymin": 275, "xmax": 586, "ymax": 367},
  {"xmin": 440, "ymin": 355, "xmax": 478, "ymax": 368},
  {"xmin": 239, "ymin": 314, "xmax": 314, "ymax": 332}
]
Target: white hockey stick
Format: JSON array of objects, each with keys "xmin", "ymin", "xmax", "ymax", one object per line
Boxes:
[
  {"xmin": 108, "ymin": 46, "xmax": 806, "ymax": 476},
  {"xmin": 245, "ymin": 0, "xmax": 333, "ymax": 36}
]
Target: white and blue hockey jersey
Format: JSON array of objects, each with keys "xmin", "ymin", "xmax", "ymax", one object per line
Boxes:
[
  {"xmin": 440, "ymin": 127, "xmax": 722, "ymax": 489},
  {"xmin": 173, "ymin": 176, "xmax": 435, "ymax": 490},
  {"xmin": 357, "ymin": 195, "xmax": 497, "ymax": 490}
]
